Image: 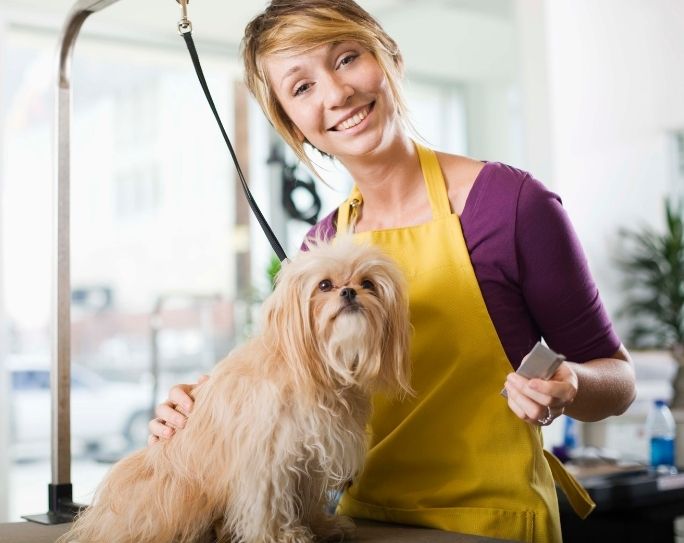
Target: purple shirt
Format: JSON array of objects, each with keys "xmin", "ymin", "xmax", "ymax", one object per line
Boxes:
[{"xmin": 304, "ymin": 162, "xmax": 621, "ymax": 369}]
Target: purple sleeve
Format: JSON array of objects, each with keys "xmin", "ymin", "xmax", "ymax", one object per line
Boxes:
[
  {"xmin": 515, "ymin": 177, "xmax": 621, "ymax": 362},
  {"xmin": 300, "ymin": 209, "xmax": 338, "ymax": 251}
]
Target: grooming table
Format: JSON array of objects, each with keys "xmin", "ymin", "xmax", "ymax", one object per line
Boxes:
[{"xmin": 0, "ymin": 520, "xmax": 514, "ymax": 542}]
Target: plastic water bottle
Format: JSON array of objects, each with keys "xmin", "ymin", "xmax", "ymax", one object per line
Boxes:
[
  {"xmin": 551, "ymin": 416, "xmax": 579, "ymax": 463},
  {"xmin": 645, "ymin": 399, "xmax": 676, "ymax": 469},
  {"xmin": 564, "ymin": 416, "xmax": 578, "ymax": 452}
]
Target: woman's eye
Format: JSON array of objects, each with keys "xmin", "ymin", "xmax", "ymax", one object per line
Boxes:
[
  {"xmin": 294, "ymin": 82, "xmax": 312, "ymax": 97},
  {"xmin": 319, "ymin": 279, "xmax": 333, "ymax": 292},
  {"xmin": 338, "ymin": 53, "xmax": 358, "ymax": 68},
  {"xmin": 361, "ymin": 279, "xmax": 375, "ymax": 290}
]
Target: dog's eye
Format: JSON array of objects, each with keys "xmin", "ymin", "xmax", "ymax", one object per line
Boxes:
[
  {"xmin": 361, "ymin": 279, "xmax": 375, "ymax": 290},
  {"xmin": 318, "ymin": 279, "xmax": 333, "ymax": 292}
]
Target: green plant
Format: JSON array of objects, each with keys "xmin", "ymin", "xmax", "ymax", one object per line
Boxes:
[
  {"xmin": 618, "ymin": 197, "xmax": 684, "ymax": 406},
  {"xmin": 267, "ymin": 255, "xmax": 282, "ymax": 292}
]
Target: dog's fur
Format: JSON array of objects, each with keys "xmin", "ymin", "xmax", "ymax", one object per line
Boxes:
[{"xmin": 62, "ymin": 239, "xmax": 411, "ymax": 543}]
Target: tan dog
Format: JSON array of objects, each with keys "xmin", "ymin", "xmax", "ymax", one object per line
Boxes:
[{"xmin": 62, "ymin": 238, "xmax": 411, "ymax": 543}]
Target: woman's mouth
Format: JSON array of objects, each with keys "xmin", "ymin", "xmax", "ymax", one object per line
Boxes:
[{"xmin": 330, "ymin": 102, "xmax": 375, "ymax": 132}]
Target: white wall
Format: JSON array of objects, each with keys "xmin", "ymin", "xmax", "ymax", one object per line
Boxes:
[
  {"xmin": 515, "ymin": 0, "xmax": 684, "ymax": 338},
  {"xmin": 513, "ymin": 0, "xmax": 553, "ymax": 184},
  {"xmin": 463, "ymin": 80, "xmax": 523, "ymax": 164},
  {"xmin": 382, "ymin": 3, "xmax": 521, "ymax": 164},
  {"xmin": 380, "ymin": 3, "xmax": 517, "ymax": 82}
]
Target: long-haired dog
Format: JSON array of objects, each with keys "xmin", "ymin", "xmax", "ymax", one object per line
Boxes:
[{"xmin": 62, "ymin": 238, "xmax": 412, "ymax": 543}]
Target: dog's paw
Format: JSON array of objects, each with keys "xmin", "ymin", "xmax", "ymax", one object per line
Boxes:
[{"xmin": 312, "ymin": 514, "xmax": 356, "ymax": 541}]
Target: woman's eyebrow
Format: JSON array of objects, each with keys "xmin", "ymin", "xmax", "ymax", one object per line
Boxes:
[
  {"xmin": 279, "ymin": 43, "xmax": 350, "ymax": 89},
  {"xmin": 280, "ymin": 65, "xmax": 302, "ymax": 89}
]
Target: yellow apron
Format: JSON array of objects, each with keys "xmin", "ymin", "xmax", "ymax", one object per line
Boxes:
[{"xmin": 335, "ymin": 142, "xmax": 594, "ymax": 542}]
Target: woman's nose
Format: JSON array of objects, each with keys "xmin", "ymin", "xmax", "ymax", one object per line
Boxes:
[{"xmin": 323, "ymin": 74, "xmax": 354, "ymax": 108}]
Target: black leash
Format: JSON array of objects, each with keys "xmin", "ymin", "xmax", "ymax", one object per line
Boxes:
[{"xmin": 177, "ymin": 0, "xmax": 288, "ymax": 263}]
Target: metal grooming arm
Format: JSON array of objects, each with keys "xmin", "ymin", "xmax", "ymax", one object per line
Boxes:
[{"xmin": 24, "ymin": 0, "xmax": 122, "ymax": 525}]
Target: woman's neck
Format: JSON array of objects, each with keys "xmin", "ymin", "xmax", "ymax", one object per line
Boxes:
[
  {"xmin": 340, "ymin": 133, "xmax": 422, "ymax": 212},
  {"xmin": 337, "ymin": 132, "xmax": 434, "ymax": 231}
]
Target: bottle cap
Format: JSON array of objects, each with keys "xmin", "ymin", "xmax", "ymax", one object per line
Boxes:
[{"xmin": 655, "ymin": 399, "xmax": 667, "ymax": 407}]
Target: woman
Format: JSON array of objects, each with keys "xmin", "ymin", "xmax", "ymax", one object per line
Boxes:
[{"xmin": 149, "ymin": 1, "xmax": 636, "ymax": 541}]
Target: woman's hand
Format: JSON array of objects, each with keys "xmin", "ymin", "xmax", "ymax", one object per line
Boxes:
[
  {"xmin": 147, "ymin": 374, "xmax": 209, "ymax": 445},
  {"xmin": 503, "ymin": 363, "xmax": 578, "ymax": 426}
]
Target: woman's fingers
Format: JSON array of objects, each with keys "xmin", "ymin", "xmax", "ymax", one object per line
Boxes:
[
  {"xmin": 506, "ymin": 363, "xmax": 577, "ymax": 403},
  {"xmin": 148, "ymin": 417, "xmax": 174, "ymax": 442},
  {"xmin": 155, "ymin": 401, "xmax": 187, "ymax": 429},
  {"xmin": 147, "ymin": 375, "xmax": 210, "ymax": 446},
  {"xmin": 507, "ymin": 373, "xmax": 555, "ymax": 406},
  {"xmin": 505, "ymin": 378, "xmax": 549, "ymax": 423},
  {"xmin": 166, "ymin": 384, "xmax": 195, "ymax": 416}
]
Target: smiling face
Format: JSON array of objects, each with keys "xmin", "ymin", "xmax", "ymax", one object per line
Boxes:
[
  {"xmin": 264, "ymin": 41, "xmax": 401, "ymax": 163},
  {"xmin": 241, "ymin": 1, "xmax": 408, "ymax": 175}
]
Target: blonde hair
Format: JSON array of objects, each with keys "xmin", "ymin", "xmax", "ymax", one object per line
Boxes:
[{"xmin": 241, "ymin": 0, "xmax": 409, "ymax": 177}]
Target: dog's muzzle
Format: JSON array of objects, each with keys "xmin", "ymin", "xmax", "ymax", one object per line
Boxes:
[{"xmin": 340, "ymin": 287, "xmax": 357, "ymax": 302}]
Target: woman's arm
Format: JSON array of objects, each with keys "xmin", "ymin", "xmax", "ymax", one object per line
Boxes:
[
  {"xmin": 500, "ymin": 174, "xmax": 636, "ymax": 425},
  {"xmin": 562, "ymin": 344, "xmax": 636, "ymax": 420}
]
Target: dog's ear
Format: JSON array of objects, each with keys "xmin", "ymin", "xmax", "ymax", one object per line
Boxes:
[
  {"xmin": 377, "ymin": 265, "xmax": 413, "ymax": 397},
  {"xmin": 261, "ymin": 264, "xmax": 325, "ymax": 391}
]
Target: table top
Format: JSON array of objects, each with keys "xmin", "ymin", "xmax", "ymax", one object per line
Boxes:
[
  {"xmin": 0, "ymin": 519, "xmax": 513, "ymax": 543},
  {"xmin": 558, "ymin": 464, "xmax": 684, "ymax": 512}
]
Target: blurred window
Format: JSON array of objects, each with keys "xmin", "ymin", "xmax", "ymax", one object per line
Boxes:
[{"xmin": 0, "ymin": 26, "xmax": 240, "ymax": 521}]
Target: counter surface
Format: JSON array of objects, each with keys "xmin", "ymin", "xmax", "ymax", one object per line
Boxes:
[{"xmin": 0, "ymin": 519, "xmax": 514, "ymax": 543}]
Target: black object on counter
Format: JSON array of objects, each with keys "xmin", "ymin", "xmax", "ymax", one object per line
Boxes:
[{"xmin": 558, "ymin": 468, "xmax": 684, "ymax": 542}]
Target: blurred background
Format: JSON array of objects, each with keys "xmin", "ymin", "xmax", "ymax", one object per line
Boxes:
[{"xmin": 0, "ymin": 0, "xmax": 683, "ymax": 528}]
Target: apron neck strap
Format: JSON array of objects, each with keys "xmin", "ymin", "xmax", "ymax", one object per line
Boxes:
[
  {"xmin": 337, "ymin": 186, "xmax": 363, "ymax": 234},
  {"xmin": 414, "ymin": 141, "xmax": 451, "ymax": 220}
]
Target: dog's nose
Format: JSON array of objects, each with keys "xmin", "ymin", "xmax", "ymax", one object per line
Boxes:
[{"xmin": 340, "ymin": 287, "xmax": 357, "ymax": 301}]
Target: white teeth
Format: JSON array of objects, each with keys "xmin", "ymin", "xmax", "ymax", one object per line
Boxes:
[{"xmin": 335, "ymin": 106, "xmax": 370, "ymax": 131}]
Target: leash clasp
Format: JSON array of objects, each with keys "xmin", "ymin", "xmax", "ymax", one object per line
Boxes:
[{"xmin": 176, "ymin": 0, "xmax": 192, "ymax": 35}]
